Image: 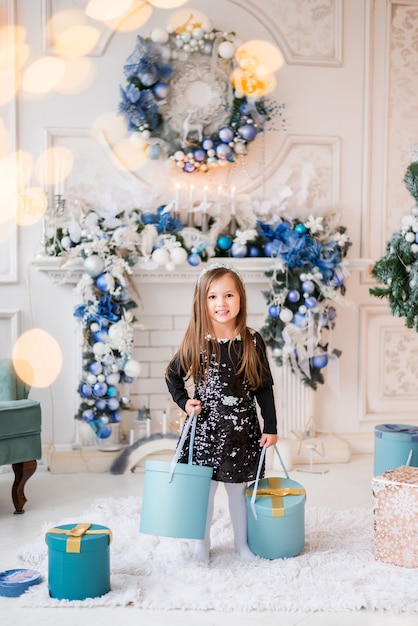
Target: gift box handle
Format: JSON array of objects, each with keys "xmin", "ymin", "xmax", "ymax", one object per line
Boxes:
[
  {"xmin": 168, "ymin": 408, "xmax": 197, "ymax": 483},
  {"xmin": 250, "ymin": 444, "xmax": 289, "ymax": 521}
]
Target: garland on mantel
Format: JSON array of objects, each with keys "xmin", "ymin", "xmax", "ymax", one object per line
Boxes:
[{"xmin": 44, "ymin": 188, "xmax": 351, "ymax": 438}]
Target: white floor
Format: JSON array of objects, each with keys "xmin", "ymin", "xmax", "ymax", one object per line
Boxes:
[{"xmin": 1, "ymin": 454, "xmax": 417, "ymax": 626}]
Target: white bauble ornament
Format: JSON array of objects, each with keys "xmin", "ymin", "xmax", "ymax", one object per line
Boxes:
[
  {"xmin": 90, "ymin": 322, "xmax": 100, "ymax": 332},
  {"xmin": 124, "ymin": 358, "xmax": 142, "ymax": 378},
  {"xmin": 97, "ymin": 374, "xmax": 106, "ymax": 382},
  {"xmin": 218, "ymin": 41, "xmax": 235, "ymax": 59},
  {"xmin": 83, "ymin": 255, "xmax": 105, "ymax": 277},
  {"xmin": 106, "ymin": 372, "xmax": 120, "ymax": 386},
  {"xmin": 411, "ymin": 243, "xmax": 418, "ymax": 254},
  {"xmin": 165, "ymin": 261, "xmax": 175, "ymax": 272},
  {"xmin": 279, "ymin": 308, "xmax": 293, "ymax": 323},
  {"xmin": 151, "ymin": 27, "xmax": 169, "ymax": 44},
  {"xmin": 152, "ymin": 247, "xmax": 170, "ymax": 266},
  {"xmin": 86, "ymin": 373, "xmax": 97, "ymax": 385},
  {"xmin": 92, "ymin": 342, "xmax": 107, "ymax": 356},
  {"xmin": 60, "ymin": 236, "xmax": 72, "ymax": 250},
  {"xmin": 170, "ymin": 247, "xmax": 188, "ymax": 265},
  {"xmin": 405, "ymin": 232, "xmax": 415, "ymax": 243}
]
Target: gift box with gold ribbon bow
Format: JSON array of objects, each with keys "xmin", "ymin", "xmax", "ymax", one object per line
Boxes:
[
  {"xmin": 45, "ymin": 523, "xmax": 112, "ymax": 600},
  {"xmin": 246, "ymin": 476, "xmax": 306, "ymax": 559}
]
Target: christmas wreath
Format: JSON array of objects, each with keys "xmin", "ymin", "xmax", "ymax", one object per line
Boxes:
[
  {"xmin": 370, "ymin": 153, "xmax": 418, "ymax": 331},
  {"xmin": 118, "ymin": 18, "xmax": 271, "ymax": 173}
]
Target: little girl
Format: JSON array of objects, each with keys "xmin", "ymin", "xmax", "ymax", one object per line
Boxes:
[{"xmin": 166, "ymin": 264, "xmax": 278, "ymax": 564}]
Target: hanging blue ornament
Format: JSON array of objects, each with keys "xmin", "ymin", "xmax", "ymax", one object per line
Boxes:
[
  {"xmin": 111, "ymin": 410, "xmax": 122, "ymax": 423},
  {"xmin": 231, "ymin": 242, "xmax": 247, "ymax": 258},
  {"xmin": 293, "ymin": 312, "xmax": 307, "ymax": 328},
  {"xmin": 217, "ymin": 235, "xmax": 232, "ymax": 250},
  {"xmin": 95, "ymin": 398, "xmax": 107, "ymax": 410},
  {"xmin": 153, "ymin": 82, "xmax": 169, "ymax": 99},
  {"xmin": 327, "ymin": 307, "xmax": 337, "ymax": 321},
  {"xmin": 218, "ymin": 126, "xmax": 234, "ymax": 143},
  {"xmin": 107, "ymin": 398, "xmax": 120, "ymax": 411},
  {"xmin": 194, "ymin": 149, "xmax": 206, "ymax": 162},
  {"xmin": 93, "ymin": 381, "xmax": 108, "ymax": 397},
  {"xmin": 141, "ymin": 212, "xmax": 157, "ymax": 225},
  {"xmin": 238, "ymin": 124, "xmax": 257, "ymax": 142},
  {"xmin": 97, "ymin": 425, "xmax": 112, "ymax": 439},
  {"xmin": 82, "ymin": 409, "xmax": 94, "ymax": 422},
  {"xmin": 80, "ymin": 383, "xmax": 92, "ymax": 397},
  {"xmin": 107, "ymin": 385, "xmax": 119, "ymax": 398},
  {"xmin": 248, "ymin": 246, "xmax": 260, "ymax": 257},
  {"xmin": 202, "ymin": 138, "xmax": 214, "ymax": 150},
  {"xmin": 96, "ymin": 273, "xmax": 115, "ymax": 293},
  {"xmin": 93, "ymin": 329, "xmax": 108, "ymax": 343},
  {"xmin": 263, "ymin": 241, "xmax": 275, "ymax": 257},
  {"xmin": 188, "ymin": 253, "xmax": 201, "ymax": 266},
  {"xmin": 287, "ymin": 289, "xmax": 300, "ymax": 303},
  {"xmin": 294, "ymin": 223, "xmax": 307, "ymax": 234},
  {"xmin": 269, "ymin": 305, "xmax": 279, "ymax": 318},
  {"xmin": 216, "ymin": 144, "xmax": 232, "ymax": 160},
  {"xmin": 301, "ymin": 280, "xmax": 315, "ymax": 294},
  {"xmin": 305, "ymin": 296, "xmax": 317, "ymax": 309},
  {"xmin": 183, "ymin": 162, "xmax": 196, "ymax": 173},
  {"xmin": 312, "ymin": 354, "xmax": 328, "ymax": 369},
  {"xmin": 89, "ymin": 361, "xmax": 103, "ymax": 375}
]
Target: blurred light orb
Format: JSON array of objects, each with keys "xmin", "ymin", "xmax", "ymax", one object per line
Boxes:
[{"xmin": 12, "ymin": 329, "xmax": 63, "ymax": 388}]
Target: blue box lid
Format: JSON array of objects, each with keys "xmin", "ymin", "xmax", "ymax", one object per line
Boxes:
[
  {"xmin": 0, "ymin": 569, "xmax": 42, "ymax": 597},
  {"xmin": 375, "ymin": 424, "xmax": 418, "ymax": 442},
  {"xmin": 45, "ymin": 523, "xmax": 112, "ymax": 553},
  {"xmin": 246, "ymin": 476, "xmax": 306, "ymax": 517}
]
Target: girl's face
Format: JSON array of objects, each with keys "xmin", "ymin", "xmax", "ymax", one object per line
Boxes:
[{"xmin": 206, "ymin": 274, "xmax": 241, "ymax": 336}]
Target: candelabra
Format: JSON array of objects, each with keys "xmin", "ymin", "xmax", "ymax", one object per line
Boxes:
[{"xmin": 40, "ymin": 193, "xmax": 66, "ymax": 256}]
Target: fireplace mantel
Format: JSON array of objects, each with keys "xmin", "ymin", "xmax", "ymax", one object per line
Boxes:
[{"xmin": 31, "ymin": 255, "xmax": 372, "ymax": 286}]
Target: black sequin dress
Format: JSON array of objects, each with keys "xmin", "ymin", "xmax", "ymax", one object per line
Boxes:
[{"xmin": 166, "ymin": 330, "xmax": 277, "ymax": 483}]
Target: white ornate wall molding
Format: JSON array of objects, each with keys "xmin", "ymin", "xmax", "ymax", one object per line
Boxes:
[
  {"xmin": 232, "ymin": 0, "xmax": 342, "ymax": 66},
  {"xmin": 359, "ymin": 305, "xmax": 418, "ymax": 423},
  {"xmin": 0, "ymin": 309, "xmax": 20, "ymax": 358}
]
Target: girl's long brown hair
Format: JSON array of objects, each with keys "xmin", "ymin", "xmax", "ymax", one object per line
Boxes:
[{"xmin": 166, "ymin": 266, "xmax": 267, "ymax": 390}]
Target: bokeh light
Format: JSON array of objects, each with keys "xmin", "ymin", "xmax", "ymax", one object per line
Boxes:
[
  {"xmin": 93, "ymin": 111, "xmax": 128, "ymax": 144},
  {"xmin": 111, "ymin": 136, "xmax": 148, "ymax": 172},
  {"xmin": 147, "ymin": 0, "xmax": 189, "ymax": 8},
  {"xmin": 86, "ymin": 0, "xmax": 133, "ymax": 21},
  {"xmin": 16, "ymin": 186, "xmax": 48, "ymax": 226},
  {"xmin": 22, "ymin": 56, "xmax": 66, "ymax": 94},
  {"xmin": 235, "ymin": 40, "xmax": 284, "ymax": 74},
  {"xmin": 52, "ymin": 24, "xmax": 100, "ymax": 58},
  {"xmin": 13, "ymin": 329, "xmax": 63, "ymax": 388},
  {"xmin": 166, "ymin": 9, "xmax": 208, "ymax": 33},
  {"xmin": 34, "ymin": 146, "xmax": 74, "ymax": 190},
  {"xmin": 55, "ymin": 57, "xmax": 96, "ymax": 95},
  {"xmin": 231, "ymin": 66, "xmax": 277, "ymax": 98},
  {"xmin": 103, "ymin": 1, "xmax": 153, "ymax": 32}
]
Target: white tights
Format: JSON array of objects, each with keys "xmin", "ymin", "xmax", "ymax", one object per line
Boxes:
[{"xmin": 193, "ymin": 480, "xmax": 257, "ymax": 564}]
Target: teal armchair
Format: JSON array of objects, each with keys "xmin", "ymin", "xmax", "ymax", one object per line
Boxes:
[{"xmin": 0, "ymin": 359, "xmax": 42, "ymax": 513}]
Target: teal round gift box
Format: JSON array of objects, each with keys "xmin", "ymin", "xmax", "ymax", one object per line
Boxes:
[
  {"xmin": 374, "ymin": 423, "xmax": 418, "ymax": 476},
  {"xmin": 45, "ymin": 523, "xmax": 112, "ymax": 600},
  {"xmin": 140, "ymin": 460, "xmax": 213, "ymax": 539},
  {"xmin": 246, "ymin": 476, "xmax": 306, "ymax": 560}
]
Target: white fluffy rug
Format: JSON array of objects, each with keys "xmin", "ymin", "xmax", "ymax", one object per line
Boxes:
[{"xmin": 17, "ymin": 496, "xmax": 418, "ymax": 612}]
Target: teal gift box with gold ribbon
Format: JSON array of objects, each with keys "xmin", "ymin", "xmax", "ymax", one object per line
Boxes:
[
  {"xmin": 246, "ymin": 475, "xmax": 306, "ymax": 559},
  {"xmin": 45, "ymin": 523, "xmax": 112, "ymax": 600}
]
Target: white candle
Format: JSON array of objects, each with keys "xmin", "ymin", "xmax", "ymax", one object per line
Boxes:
[
  {"xmin": 203, "ymin": 186, "xmax": 208, "ymax": 206},
  {"xmin": 162, "ymin": 411, "xmax": 167, "ymax": 435},
  {"xmin": 189, "ymin": 184, "xmax": 194, "ymax": 210},
  {"xmin": 129, "ymin": 428, "xmax": 134, "ymax": 445},
  {"xmin": 146, "ymin": 418, "xmax": 151, "ymax": 437},
  {"xmin": 231, "ymin": 186, "xmax": 236, "ymax": 216}
]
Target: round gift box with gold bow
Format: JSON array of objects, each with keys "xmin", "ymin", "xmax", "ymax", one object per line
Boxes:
[
  {"xmin": 45, "ymin": 523, "xmax": 112, "ymax": 600},
  {"xmin": 374, "ymin": 423, "xmax": 418, "ymax": 476},
  {"xmin": 245, "ymin": 476, "xmax": 306, "ymax": 560}
]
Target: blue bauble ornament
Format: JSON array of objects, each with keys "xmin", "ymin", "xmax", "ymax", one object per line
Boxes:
[
  {"xmin": 93, "ymin": 381, "xmax": 108, "ymax": 397},
  {"xmin": 89, "ymin": 361, "xmax": 103, "ymax": 375},
  {"xmin": 264, "ymin": 241, "xmax": 275, "ymax": 257},
  {"xmin": 107, "ymin": 398, "xmax": 120, "ymax": 411},
  {"xmin": 111, "ymin": 410, "xmax": 122, "ymax": 423},
  {"xmin": 93, "ymin": 329, "xmax": 108, "ymax": 343},
  {"xmin": 96, "ymin": 273, "xmax": 115, "ymax": 293},
  {"xmin": 74, "ymin": 305, "xmax": 85, "ymax": 319},
  {"xmin": 183, "ymin": 161, "xmax": 196, "ymax": 173},
  {"xmin": 332, "ymin": 274, "xmax": 344, "ymax": 287},
  {"xmin": 305, "ymin": 296, "xmax": 317, "ymax": 309},
  {"xmin": 202, "ymin": 138, "xmax": 214, "ymax": 150},
  {"xmin": 107, "ymin": 385, "xmax": 119, "ymax": 398},
  {"xmin": 327, "ymin": 307, "xmax": 337, "ymax": 321},
  {"xmin": 217, "ymin": 235, "xmax": 233, "ymax": 251},
  {"xmin": 293, "ymin": 312, "xmax": 307, "ymax": 328},
  {"xmin": 95, "ymin": 398, "xmax": 107, "ymax": 410},
  {"xmin": 216, "ymin": 144, "xmax": 232, "ymax": 160},
  {"xmin": 294, "ymin": 223, "xmax": 307, "ymax": 234},
  {"xmin": 153, "ymin": 81, "xmax": 169, "ymax": 99},
  {"xmin": 188, "ymin": 253, "xmax": 201, "ymax": 266},
  {"xmin": 80, "ymin": 383, "xmax": 92, "ymax": 397},
  {"xmin": 97, "ymin": 425, "xmax": 112, "ymax": 439},
  {"xmin": 269, "ymin": 305, "xmax": 279, "ymax": 318},
  {"xmin": 248, "ymin": 246, "xmax": 260, "ymax": 257},
  {"xmin": 238, "ymin": 124, "xmax": 257, "ymax": 142},
  {"xmin": 218, "ymin": 126, "xmax": 234, "ymax": 143},
  {"xmin": 301, "ymin": 280, "xmax": 315, "ymax": 294},
  {"xmin": 141, "ymin": 212, "xmax": 157, "ymax": 225},
  {"xmin": 287, "ymin": 289, "xmax": 300, "ymax": 303},
  {"xmin": 194, "ymin": 149, "xmax": 206, "ymax": 162},
  {"xmin": 312, "ymin": 354, "xmax": 329, "ymax": 369},
  {"xmin": 82, "ymin": 409, "xmax": 94, "ymax": 422},
  {"xmin": 231, "ymin": 242, "xmax": 247, "ymax": 258}
]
